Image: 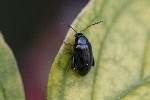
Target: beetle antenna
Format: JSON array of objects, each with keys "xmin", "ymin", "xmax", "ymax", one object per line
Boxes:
[
  {"xmin": 80, "ymin": 21, "xmax": 103, "ymax": 32},
  {"xmin": 61, "ymin": 23, "xmax": 78, "ymax": 34},
  {"xmin": 66, "ymin": 25, "xmax": 78, "ymax": 34}
]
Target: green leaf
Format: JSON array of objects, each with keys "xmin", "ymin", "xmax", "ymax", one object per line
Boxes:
[
  {"xmin": 0, "ymin": 32, "xmax": 25, "ymax": 100},
  {"xmin": 47, "ymin": 0, "xmax": 150, "ymax": 100}
]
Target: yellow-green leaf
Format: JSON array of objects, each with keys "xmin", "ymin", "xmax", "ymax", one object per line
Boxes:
[
  {"xmin": 47, "ymin": 0, "xmax": 150, "ymax": 100},
  {"xmin": 0, "ymin": 32, "xmax": 25, "ymax": 100}
]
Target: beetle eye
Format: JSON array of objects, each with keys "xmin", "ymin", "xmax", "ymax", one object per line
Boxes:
[
  {"xmin": 75, "ymin": 33, "xmax": 83, "ymax": 37},
  {"xmin": 74, "ymin": 34, "xmax": 78, "ymax": 37}
]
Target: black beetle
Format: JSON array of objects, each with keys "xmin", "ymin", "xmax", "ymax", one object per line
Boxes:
[{"xmin": 63, "ymin": 21, "xmax": 103, "ymax": 76}]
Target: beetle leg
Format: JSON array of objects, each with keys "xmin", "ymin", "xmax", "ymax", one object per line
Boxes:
[
  {"xmin": 63, "ymin": 41, "xmax": 73, "ymax": 46},
  {"xmin": 71, "ymin": 55, "xmax": 76, "ymax": 70},
  {"xmin": 64, "ymin": 48, "xmax": 73, "ymax": 54},
  {"xmin": 92, "ymin": 57, "xmax": 95, "ymax": 66},
  {"xmin": 63, "ymin": 41, "xmax": 74, "ymax": 54}
]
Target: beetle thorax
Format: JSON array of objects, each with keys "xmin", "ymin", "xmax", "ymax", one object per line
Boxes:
[{"xmin": 75, "ymin": 36, "xmax": 88, "ymax": 45}]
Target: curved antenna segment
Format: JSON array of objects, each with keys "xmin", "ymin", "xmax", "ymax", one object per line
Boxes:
[
  {"xmin": 80, "ymin": 21, "xmax": 103, "ymax": 32},
  {"xmin": 66, "ymin": 25, "xmax": 78, "ymax": 34}
]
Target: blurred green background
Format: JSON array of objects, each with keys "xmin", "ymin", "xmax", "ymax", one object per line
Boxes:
[{"xmin": 0, "ymin": 0, "xmax": 89, "ymax": 99}]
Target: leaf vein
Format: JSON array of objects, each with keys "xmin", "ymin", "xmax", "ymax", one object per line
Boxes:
[{"xmin": 91, "ymin": 0, "xmax": 134, "ymax": 100}]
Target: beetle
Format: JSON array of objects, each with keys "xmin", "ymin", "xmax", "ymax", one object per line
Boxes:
[{"xmin": 63, "ymin": 21, "xmax": 103, "ymax": 76}]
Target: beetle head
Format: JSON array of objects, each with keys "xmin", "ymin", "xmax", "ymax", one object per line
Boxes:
[{"xmin": 74, "ymin": 33, "xmax": 83, "ymax": 37}]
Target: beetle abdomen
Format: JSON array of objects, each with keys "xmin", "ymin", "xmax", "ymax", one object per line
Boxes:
[{"xmin": 74, "ymin": 43, "xmax": 93, "ymax": 75}]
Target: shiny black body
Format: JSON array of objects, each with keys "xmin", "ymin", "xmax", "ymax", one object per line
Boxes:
[
  {"xmin": 64, "ymin": 21, "xmax": 102, "ymax": 75},
  {"xmin": 71, "ymin": 33, "xmax": 94, "ymax": 76}
]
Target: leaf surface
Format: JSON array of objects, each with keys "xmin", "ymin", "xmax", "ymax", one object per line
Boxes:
[
  {"xmin": 0, "ymin": 32, "xmax": 25, "ymax": 100},
  {"xmin": 47, "ymin": 0, "xmax": 150, "ymax": 100}
]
